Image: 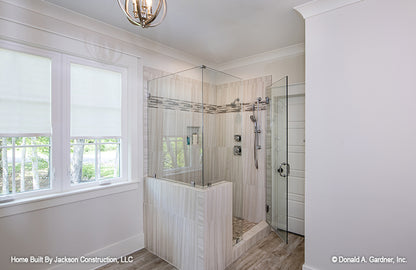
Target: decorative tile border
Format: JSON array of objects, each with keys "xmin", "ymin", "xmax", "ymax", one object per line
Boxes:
[{"xmin": 148, "ymin": 95, "xmax": 267, "ymax": 114}]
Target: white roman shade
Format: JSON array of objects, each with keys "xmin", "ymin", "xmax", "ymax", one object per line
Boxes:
[
  {"xmin": 0, "ymin": 48, "xmax": 51, "ymax": 135},
  {"xmin": 70, "ymin": 63, "xmax": 122, "ymax": 137}
]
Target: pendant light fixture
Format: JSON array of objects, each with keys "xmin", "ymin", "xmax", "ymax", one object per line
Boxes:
[{"xmin": 117, "ymin": 0, "xmax": 167, "ymax": 28}]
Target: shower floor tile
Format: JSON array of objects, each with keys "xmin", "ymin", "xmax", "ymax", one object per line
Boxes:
[{"xmin": 233, "ymin": 216, "xmax": 257, "ymax": 241}]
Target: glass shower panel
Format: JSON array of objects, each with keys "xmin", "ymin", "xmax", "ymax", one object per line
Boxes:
[
  {"xmin": 147, "ymin": 67, "xmax": 203, "ymax": 186},
  {"xmin": 202, "ymin": 67, "xmax": 243, "ymax": 242},
  {"xmin": 202, "ymin": 67, "xmax": 242, "ymax": 185},
  {"xmin": 266, "ymin": 76, "xmax": 289, "ymax": 243},
  {"xmin": 147, "ymin": 65, "xmax": 244, "ymax": 243}
]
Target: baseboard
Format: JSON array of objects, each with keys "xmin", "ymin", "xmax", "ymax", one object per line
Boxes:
[
  {"xmin": 303, "ymin": 264, "xmax": 318, "ymax": 270},
  {"xmin": 48, "ymin": 233, "xmax": 145, "ymax": 270}
]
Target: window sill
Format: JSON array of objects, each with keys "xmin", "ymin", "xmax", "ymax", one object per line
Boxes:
[{"xmin": 0, "ymin": 180, "xmax": 140, "ymax": 218}]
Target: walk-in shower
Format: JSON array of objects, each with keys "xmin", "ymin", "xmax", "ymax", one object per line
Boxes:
[
  {"xmin": 146, "ymin": 65, "xmax": 249, "ymax": 241},
  {"xmin": 146, "ymin": 66, "xmax": 289, "ymax": 245},
  {"xmin": 145, "ymin": 67, "xmax": 293, "ymax": 268}
]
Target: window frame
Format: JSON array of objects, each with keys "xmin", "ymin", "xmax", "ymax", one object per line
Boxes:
[
  {"xmin": 0, "ymin": 40, "xmax": 61, "ymax": 200},
  {"xmin": 0, "ymin": 40, "xmax": 130, "ymax": 200},
  {"xmin": 0, "ymin": 136, "xmax": 52, "ymax": 197},
  {"xmin": 69, "ymin": 138, "xmax": 121, "ymax": 184},
  {"xmin": 62, "ymin": 55, "xmax": 129, "ymax": 191}
]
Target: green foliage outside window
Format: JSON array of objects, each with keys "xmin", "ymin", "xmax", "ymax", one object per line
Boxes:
[{"xmin": 162, "ymin": 137, "xmax": 186, "ymax": 170}]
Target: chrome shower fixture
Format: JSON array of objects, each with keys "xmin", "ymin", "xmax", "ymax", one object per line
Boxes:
[
  {"xmin": 230, "ymin": 98, "xmax": 240, "ymax": 107},
  {"xmin": 251, "ymin": 100, "xmax": 262, "ymax": 169}
]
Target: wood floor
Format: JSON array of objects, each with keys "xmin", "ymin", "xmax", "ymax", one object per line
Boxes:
[
  {"xmin": 98, "ymin": 232, "xmax": 304, "ymax": 270},
  {"xmin": 226, "ymin": 232, "xmax": 304, "ymax": 270},
  {"xmin": 96, "ymin": 249, "xmax": 176, "ymax": 270}
]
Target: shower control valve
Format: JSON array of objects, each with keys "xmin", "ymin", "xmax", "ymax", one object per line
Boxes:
[{"xmin": 233, "ymin": 145, "xmax": 242, "ymax": 156}]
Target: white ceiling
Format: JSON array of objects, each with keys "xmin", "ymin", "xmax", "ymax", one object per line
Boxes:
[{"xmin": 45, "ymin": 0, "xmax": 308, "ymax": 65}]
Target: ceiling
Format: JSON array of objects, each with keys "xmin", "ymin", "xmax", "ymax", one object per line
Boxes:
[{"xmin": 45, "ymin": 0, "xmax": 308, "ymax": 65}]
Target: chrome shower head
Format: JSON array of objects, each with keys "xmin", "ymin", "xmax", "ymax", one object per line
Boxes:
[
  {"xmin": 250, "ymin": 115, "xmax": 256, "ymax": 122},
  {"xmin": 230, "ymin": 98, "xmax": 240, "ymax": 107}
]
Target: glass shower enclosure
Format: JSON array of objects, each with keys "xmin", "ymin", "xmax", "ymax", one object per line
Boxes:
[
  {"xmin": 266, "ymin": 76, "xmax": 289, "ymax": 243},
  {"xmin": 147, "ymin": 66, "xmax": 245, "ymax": 240}
]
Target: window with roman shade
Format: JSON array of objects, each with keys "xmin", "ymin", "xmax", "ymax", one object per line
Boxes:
[
  {"xmin": 69, "ymin": 62, "xmax": 123, "ymax": 184},
  {"xmin": 0, "ymin": 47, "xmax": 52, "ymax": 195}
]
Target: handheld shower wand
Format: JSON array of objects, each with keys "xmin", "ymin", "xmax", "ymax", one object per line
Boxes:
[
  {"xmin": 251, "ymin": 105, "xmax": 258, "ymax": 169},
  {"xmin": 251, "ymin": 97, "xmax": 262, "ymax": 169}
]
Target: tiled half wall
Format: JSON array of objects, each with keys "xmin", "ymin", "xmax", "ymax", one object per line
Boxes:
[{"xmin": 144, "ymin": 177, "xmax": 233, "ymax": 270}]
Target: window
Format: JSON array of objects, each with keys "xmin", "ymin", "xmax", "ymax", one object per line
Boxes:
[
  {"xmin": 162, "ymin": 136, "xmax": 188, "ymax": 171},
  {"xmin": 0, "ymin": 46, "xmax": 52, "ymax": 196},
  {"xmin": 70, "ymin": 138, "xmax": 120, "ymax": 184},
  {"xmin": 0, "ymin": 40, "xmax": 131, "ymax": 200},
  {"xmin": 69, "ymin": 62, "xmax": 124, "ymax": 185},
  {"xmin": 0, "ymin": 137, "xmax": 51, "ymax": 195}
]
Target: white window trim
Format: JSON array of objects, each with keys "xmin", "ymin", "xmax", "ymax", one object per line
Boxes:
[
  {"xmin": 0, "ymin": 39, "xmax": 135, "ymax": 203},
  {"xmin": 0, "ymin": 39, "xmax": 61, "ymax": 200},
  {"xmin": 62, "ymin": 55, "xmax": 129, "ymax": 192},
  {"xmin": 0, "ymin": 181, "xmax": 139, "ymax": 218}
]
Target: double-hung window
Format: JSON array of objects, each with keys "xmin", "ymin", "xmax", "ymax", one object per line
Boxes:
[
  {"xmin": 0, "ymin": 45, "xmax": 55, "ymax": 197},
  {"xmin": 0, "ymin": 40, "xmax": 130, "ymax": 200},
  {"xmin": 68, "ymin": 59, "xmax": 126, "ymax": 186}
]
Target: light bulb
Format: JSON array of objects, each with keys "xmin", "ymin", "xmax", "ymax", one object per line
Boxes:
[
  {"xmin": 132, "ymin": 0, "xmax": 139, "ymax": 17},
  {"xmin": 146, "ymin": 0, "xmax": 153, "ymax": 8},
  {"xmin": 146, "ymin": 0, "xmax": 153, "ymax": 14}
]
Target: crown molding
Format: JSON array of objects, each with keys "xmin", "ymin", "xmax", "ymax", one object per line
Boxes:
[
  {"xmin": 0, "ymin": 0, "xmax": 207, "ymax": 66},
  {"xmin": 294, "ymin": 0, "xmax": 363, "ymax": 19},
  {"xmin": 215, "ymin": 43, "xmax": 304, "ymax": 71}
]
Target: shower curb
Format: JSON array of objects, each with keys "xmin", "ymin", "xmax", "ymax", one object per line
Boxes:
[{"xmin": 230, "ymin": 221, "xmax": 270, "ymax": 264}]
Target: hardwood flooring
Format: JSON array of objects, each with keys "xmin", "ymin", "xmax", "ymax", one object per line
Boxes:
[
  {"xmin": 96, "ymin": 249, "xmax": 177, "ymax": 270},
  {"xmin": 226, "ymin": 232, "xmax": 304, "ymax": 270},
  {"xmin": 99, "ymin": 232, "xmax": 304, "ymax": 270}
]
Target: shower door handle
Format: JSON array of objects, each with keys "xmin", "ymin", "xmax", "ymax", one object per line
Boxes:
[{"xmin": 277, "ymin": 162, "xmax": 290, "ymax": 177}]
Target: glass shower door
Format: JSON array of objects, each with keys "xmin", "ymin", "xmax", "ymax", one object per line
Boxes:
[{"xmin": 266, "ymin": 76, "xmax": 289, "ymax": 243}]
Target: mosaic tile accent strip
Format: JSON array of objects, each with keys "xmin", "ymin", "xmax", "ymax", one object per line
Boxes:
[{"xmin": 148, "ymin": 95, "xmax": 268, "ymax": 114}]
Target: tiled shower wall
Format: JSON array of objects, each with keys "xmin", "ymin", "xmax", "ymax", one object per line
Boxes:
[
  {"xmin": 144, "ymin": 177, "xmax": 233, "ymax": 270},
  {"xmin": 208, "ymin": 76, "xmax": 272, "ymax": 223},
  {"xmin": 144, "ymin": 66, "xmax": 271, "ymax": 223},
  {"xmin": 239, "ymin": 76, "xmax": 272, "ymax": 223}
]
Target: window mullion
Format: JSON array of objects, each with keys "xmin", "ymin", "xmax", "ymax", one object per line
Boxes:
[
  {"xmin": 96, "ymin": 139, "xmax": 100, "ymax": 180},
  {"xmin": 59, "ymin": 54, "xmax": 71, "ymax": 191},
  {"xmin": 11, "ymin": 138, "xmax": 16, "ymax": 194}
]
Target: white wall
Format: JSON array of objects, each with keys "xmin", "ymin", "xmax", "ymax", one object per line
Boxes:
[
  {"xmin": 0, "ymin": 1, "xmax": 204, "ymax": 269},
  {"xmin": 300, "ymin": 0, "xmax": 416, "ymax": 269},
  {"xmin": 0, "ymin": 185, "xmax": 142, "ymax": 270}
]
